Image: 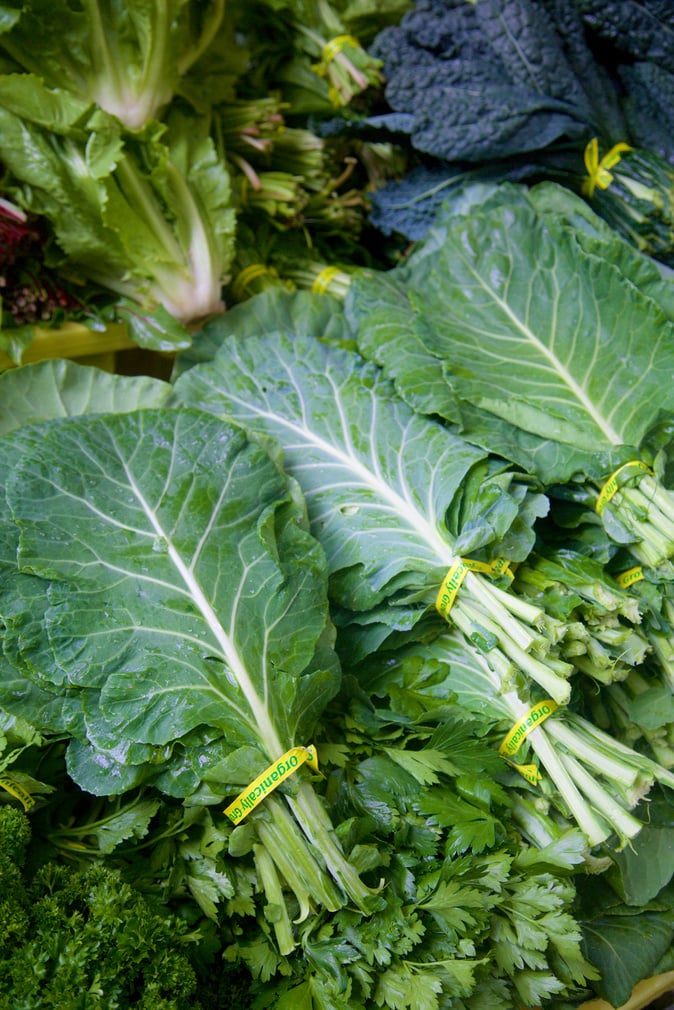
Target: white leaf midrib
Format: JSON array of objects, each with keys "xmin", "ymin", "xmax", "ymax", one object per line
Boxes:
[
  {"xmin": 121, "ymin": 460, "xmax": 285, "ymax": 756},
  {"xmin": 222, "ymin": 384, "xmax": 458, "ymax": 568}
]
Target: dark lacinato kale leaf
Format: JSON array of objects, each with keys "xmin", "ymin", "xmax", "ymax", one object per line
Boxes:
[
  {"xmin": 619, "ymin": 61, "xmax": 674, "ymax": 164},
  {"xmin": 373, "ymin": 0, "xmax": 488, "ymax": 57},
  {"xmin": 369, "ymin": 0, "xmax": 615, "ymax": 163},
  {"xmin": 475, "ymin": 0, "xmax": 590, "ymax": 106},
  {"xmin": 580, "ymin": 0, "xmax": 674, "ymax": 71},
  {"xmin": 368, "ymin": 158, "xmax": 550, "ymax": 240},
  {"xmin": 538, "ymin": 0, "xmax": 627, "ymax": 142},
  {"xmin": 368, "ymin": 163, "xmax": 469, "ymax": 239}
]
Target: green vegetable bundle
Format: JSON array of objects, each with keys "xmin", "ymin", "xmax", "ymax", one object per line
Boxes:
[
  {"xmin": 0, "ymin": 378, "xmax": 386, "ymax": 955},
  {"xmin": 0, "ymin": 360, "xmax": 605, "ymax": 1009},
  {"xmin": 362, "ymin": 0, "xmax": 674, "ymax": 265},
  {"xmin": 3, "ymin": 280, "xmax": 674, "ymax": 1005}
]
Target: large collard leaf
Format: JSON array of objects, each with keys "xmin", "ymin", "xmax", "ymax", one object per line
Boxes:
[
  {"xmin": 527, "ymin": 182, "xmax": 674, "ymax": 327},
  {"xmin": 352, "ymin": 185, "xmax": 674, "ymax": 484},
  {"xmin": 173, "ymin": 328, "xmax": 525, "ymax": 614},
  {"xmin": 0, "ymin": 364, "xmax": 174, "ymax": 738},
  {"xmin": 0, "ymin": 358, "xmax": 173, "ymax": 435},
  {"xmin": 0, "ymin": 408, "xmax": 339, "ymax": 795},
  {"xmin": 581, "ymin": 912, "xmax": 674, "ymax": 1008},
  {"xmin": 173, "ymin": 321, "xmax": 593, "ymax": 714},
  {"xmin": 417, "ymin": 201, "xmax": 674, "ymax": 451},
  {"xmin": 358, "ymin": 625, "xmax": 517, "ymax": 726},
  {"xmin": 172, "ymin": 288, "xmax": 354, "ymax": 379},
  {"xmin": 345, "ymin": 260, "xmax": 459, "ymax": 422}
]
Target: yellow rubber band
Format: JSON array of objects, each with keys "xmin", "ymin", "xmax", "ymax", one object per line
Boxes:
[
  {"xmin": 596, "ymin": 460, "xmax": 652, "ymax": 515},
  {"xmin": 463, "ymin": 556, "xmax": 512, "ymax": 578},
  {"xmin": 499, "ymin": 700, "xmax": 558, "ymax": 758},
  {"xmin": 312, "ymin": 266, "xmax": 341, "ymax": 295},
  {"xmin": 615, "ymin": 565, "xmax": 644, "ymax": 589},
  {"xmin": 232, "ymin": 263, "xmax": 278, "ymax": 302},
  {"xmin": 436, "ymin": 557, "xmax": 512, "ymax": 618},
  {"xmin": 224, "ymin": 745, "xmax": 318, "ymax": 825},
  {"xmin": 321, "ymin": 34, "xmax": 360, "ymax": 65},
  {"xmin": 235, "ymin": 263, "xmax": 271, "ymax": 288},
  {"xmin": 0, "ymin": 775, "xmax": 35, "ymax": 811},
  {"xmin": 582, "ymin": 138, "xmax": 633, "ymax": 199}
]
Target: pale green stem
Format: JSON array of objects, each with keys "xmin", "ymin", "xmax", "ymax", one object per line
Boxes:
[
  {"xmin": 556, "ymin": 752, "xmax": 643, "ymax": 846},
  {"xmin": 284, "ymin": 780, "xmax": 381, "ymax": 914},
  {"xmin": 253, "ymin": 843, "xmax": 297, "ymax": 955},
  {"xmin": 545, "ymin": 719, "xmax": 640, "ymax": 789}
]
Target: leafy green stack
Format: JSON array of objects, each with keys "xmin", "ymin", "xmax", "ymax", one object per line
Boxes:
[
  {"xmin": 0, "ymin": 361, "xmax": 604, "ymax": 1009},
  {"xmin": 173, "ymin": 291, "xmax": 674, "ymax": 853},
  {"xmin": 346, "ymin": 177, "xmax": 674, "ymax": 793},
  {"xmin": 0, "ymin": 376, "xmax": 385, "ymax": 950}
]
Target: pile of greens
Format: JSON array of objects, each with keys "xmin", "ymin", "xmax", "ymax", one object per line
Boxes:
[
  {"xmin": 0, "ymin": 358, "xmax": 607, "ymax": 1009},
  {"xmin": 3, "ymin": 6, "xmax": 674, "ymax": 1001},
  {"xmin": 4, "ymin": 244, "xmax": 674, "ymax": 1004}
]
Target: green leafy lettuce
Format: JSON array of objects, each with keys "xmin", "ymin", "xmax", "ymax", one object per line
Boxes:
[
  {"xmin": 0, "ymin": 75, "xmax": 235, "ymax": 342},
  {"xmin": 0, "ymin": 0, "xmax": 228, "ymax": 130}
]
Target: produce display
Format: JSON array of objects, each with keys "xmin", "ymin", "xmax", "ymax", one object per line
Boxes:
[{"xmin": 3, "ymin": 2, "xmax": 674, "ymax": 1009}]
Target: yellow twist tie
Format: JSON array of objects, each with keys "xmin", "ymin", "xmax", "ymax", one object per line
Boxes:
[
  {"xmin": 582, "ymin": 138, "xmax": 633, "ymax": 199},
  {"xmin": 436, "ymin": 557, "xmax": 512, "ymax": 619},
  {"xmin": 312, "ymin": 266, "xmax": 342, "ymax": 295},
  {"xmin": 224, "ymin": 745, "xmax": 318, "ymax": 825},
  {"xmin": 595, "ymin": 460, "xmax": 652, "ymax": 515},
  {"xmin": 0, "ymin": 775, "xmax": 35, "ymax": 812},
  {"xmin": 499, "ymin": 700, "xmax": 558, "ymax": 787},
  {"xmin": 615, "ymin": 566, "xmax": 644, "ymax": 589},
  {"xmin": 321, "ymin": 34, "xmax": 360, "ymax": 66}
]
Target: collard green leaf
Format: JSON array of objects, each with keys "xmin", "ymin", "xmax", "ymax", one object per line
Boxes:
[
  {"xmin": 350, "ymin": 184, "xmax": 674, "ymax": 484},
  {"xmin": 345, "ymin": 267, "xmax": 459, "ymax": 422},
  {"xmin": 0, "ymin": 359, "xmax": 173, "ymax": 436},
  {"xmin": 1, "ymin": 408, "xmax": 338, "ymax": 790},
  {"xmin": 172, "ymin": 288, "xmax": 352, "ymax": 378},
  {"xmin": 174, "ymin": 327, "xmax": 501, "ymax": 612},
  {"xmin": 608, "ymin": 824, "xmax": 674, "ymax": 905},
  {"xmin": 581, "ymin": 912, "xmax": 674, "ymax": 1007},
  {"xmin": 414, "ymin": 202, "xmax": 674, "ymax": 452}
]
